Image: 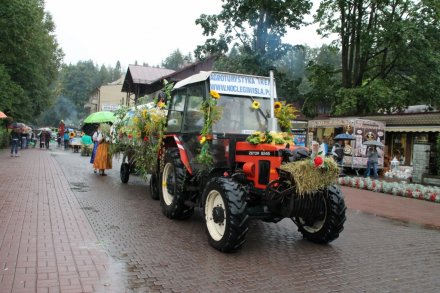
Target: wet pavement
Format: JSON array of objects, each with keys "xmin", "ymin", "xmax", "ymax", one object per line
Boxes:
[{"xmin": 1, "ymin": 145, "xmax": 440, "ymax": 292}]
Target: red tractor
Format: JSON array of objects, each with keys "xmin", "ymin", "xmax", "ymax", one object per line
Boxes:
[{"xmin": 150, "ymin": 71, "xmax": 346, "ymax": 252}]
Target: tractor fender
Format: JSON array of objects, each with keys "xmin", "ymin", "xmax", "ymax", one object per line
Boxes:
[{"xmin": 171, "ymin": 135, "xmax": 193, "ymax": 175}]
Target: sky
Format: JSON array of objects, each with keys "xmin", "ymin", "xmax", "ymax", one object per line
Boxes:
[{"xmin": 44, "ymin": 0, "xmax": 331, "ymax": 70}]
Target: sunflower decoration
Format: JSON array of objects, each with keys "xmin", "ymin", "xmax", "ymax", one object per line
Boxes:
[
  {"xmin": 110, "ymin": 80, "xmax": 171, "ymax": 180},
  {"xmin": 246, "ymin": 131, "xmax": 292, "ymax": 145},
  {"xmin": 274, "ymin": 101, "xmax": 298, "ymax": 133},
  {"xmin": 274, "ymin": 101, "xmax": 282, "ymax": 113},
  {"xmin": 196, "ymin": 90, "xmax": 223, "ymax": 168},
  {"xmin": 210, "ymin": 90, "xmax": 220, "ymax": 99},
  {"xmin": 69, "ymin": 131, "xmax": 75, "ymax": 139},
  {"xmin": 251, "ymin": 101, "xmax": 261, "ymax": 110}
]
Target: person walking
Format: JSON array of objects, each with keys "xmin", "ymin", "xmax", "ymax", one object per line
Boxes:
[
  {"xmin": 331, "ymin": 140, "xmax": 344, "ymax": 166},
  {"xmin": 10, "ymin": 129, "xmax": 20, "ymax": 157},
  {"xmin": 63, "ymin": 131, "xmax": 69, "ymax": 150},
  {"xmin": 44, "ymin": 131, "xmax": 51, "ymax": 149},
  {"xmin": 365, "ymin": 146, "xmax": 379, "ymax": 178},
  {"xmin": 90, "ymin": 128, "xmax": 99, "ymax": 173},
  {"xmin": 92, "ymin": 124, "xmax": 112, "ymax": 176}
]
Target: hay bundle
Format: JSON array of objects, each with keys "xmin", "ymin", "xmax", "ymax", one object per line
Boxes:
[{"xmin": 280, "ymin": 157, "xmax": 339, "ymax": 196}]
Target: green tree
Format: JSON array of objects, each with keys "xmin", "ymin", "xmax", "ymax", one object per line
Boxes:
[
  {"xmin": 194, "ymin": 0, "xmax": 313, "ymax": 59},
  {"xmin": 161, "ymin": 49, "xmax": 193, "ymax": 70},
  {"xmin": 194, "ymin": 0, "xmax": 313, "ymax": 106},
  {"xmin": 0, "ymin": 0, "xmax": 62, "ymax": 123},
  {"xmin": 37, "ymin": 61, "xmax": 123, "ymax": 127},
  {"xmin": 314, "ymin": 0, "xmax": 440, "ymax": 115}
]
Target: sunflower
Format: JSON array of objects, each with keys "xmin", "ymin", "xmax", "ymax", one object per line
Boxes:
[
  {"xmin": 199, "ymin": 136, "xmax": 207, "ymax": 144},
  {"xmin": 274, "ymin": 101, "xmax": 282, "ymax": 112},
  {"xmin": 157, "ymin": 101, "xmax": 166, "ymax": 109},
  {"xmin": 69, "ymin": 132, "xmax": 75, "ymax": 138},
  {"xmin": 251, "ymin": 101, "xmax": 261, "ymax": 110},
  {"xmin": 210, "ymin": 90, "xmax": 220, "ymax": 99}
]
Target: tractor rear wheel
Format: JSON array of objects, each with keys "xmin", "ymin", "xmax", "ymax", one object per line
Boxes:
[
  {"xmin": 159, "ymin": 148, "xmax": 194, "ymax": 219},
  {"xmin": 202, "ymin": 177, "xmax": 249, "ymax": 252},
  {"xmin": 293, "ymin": 185, "xmax": 346, "ymax": 244},
  {"xmin": 120, "ymin": 163, "xmax": 130, "ymax": 183}
]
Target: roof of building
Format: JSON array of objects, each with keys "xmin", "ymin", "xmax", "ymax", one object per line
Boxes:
[
  {"xmin": 122, "ymin": 65, "xmax": 175, "ymax": 92},
  {"xmin": 362, "ymin": 112, "xmax": 440, "ymax": 126}
]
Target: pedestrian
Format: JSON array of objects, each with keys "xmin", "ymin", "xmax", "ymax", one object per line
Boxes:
[
  {"xmin": 63, "ymin": 131, "xmax": 69, "ymax": 150},
  {"xmin": 21, "ymin": 132, "xmax": 27, "ymax": 149},
  {"xmin": 39, "ymin": 131, "xmax": 45, "ymax": 148},
  {"xmin": 365, "ymin": 146, "xmax": 379, "ymax": 178},
  {"xmin": 92, "ymin": 124, "xmax": 112, "ymax": 176},
  {"xmin": 58, "ymin": 120, "xmax": 65, "ymax": 138},
  {"xmin": 44, "ymin": 131, "xmax": 51, "ymax": 149},
  {"xmin": 320, "ymin": 137, "xmax": 329, "ymax": 156},
  {"xmin": 10, "ymin": 129, "xmax": 20, "ymax": 157},
  {"xmin": 331, "ymin": 140, "xmax": 344, "ymax": 166},
  {"xmin": 80, "ymin": 133, "xmax": 93, "ymax": 156}
]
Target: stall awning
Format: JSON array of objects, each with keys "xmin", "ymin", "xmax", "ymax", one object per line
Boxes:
[{"xmin": 386, "ymin": 126, "xmax": 440, "ymax": 132}]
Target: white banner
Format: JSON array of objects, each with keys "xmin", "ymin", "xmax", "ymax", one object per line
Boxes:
[
  {"xmin": 209, "ymin": 72, "xmax": 271, "ymax": 98},
  {"xmin": 101, "ymin": 104, "xmax": 120, "ymax": 111}
]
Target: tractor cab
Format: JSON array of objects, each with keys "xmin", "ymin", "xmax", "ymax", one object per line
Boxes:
[{"xmin": 163, "ymin": 71, "xmax": 277, "ymax": 172}]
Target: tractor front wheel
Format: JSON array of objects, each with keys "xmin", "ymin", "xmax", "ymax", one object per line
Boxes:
[
  {"xmin": 202, "ymin": 177, "xmax": 249, "ymax": 252},
  {"xmin": 159, "ymin": 148, "xmax": 193, "ymax": 219},
  {"xmin": 293, "ymin": 185, "xmax": 346, "ymax": 244}
]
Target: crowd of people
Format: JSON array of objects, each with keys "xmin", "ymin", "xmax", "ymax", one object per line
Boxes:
[{"xmin": 8, "ymin": 119, "xmax": 113, "ymax": 178}]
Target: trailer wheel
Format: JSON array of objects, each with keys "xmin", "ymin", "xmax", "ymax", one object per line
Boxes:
[
  {"xmin": 159, "ymin": 148, "xmax": 193, "ymax": 219},
  {"xmin": 202, "ymin": 177, "xmax": 249, "ymax": 252},
  {"xmin": 149, "ymin": 173, "xmax": 160, "ymax": 200},
  {"xmin": 120, "ymin": 163, "xmax": 130, "ymax": 183},
  {"xmin": 293, "ymin": 185, "xmax": 346, "ymax": 244}
]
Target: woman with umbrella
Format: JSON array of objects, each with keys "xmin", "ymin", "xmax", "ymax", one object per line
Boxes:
[
  {"xmin": 363, "ymin": 140, "xmax": 384, "ymax": 178},
  {"xmin": 92, "ymin": 124, "xmax": 112, "ymax": 176},
  {"xmin": 10, "ymin": 128, "xmax": 21, "ymax": 157},
  {"xmin": 365, "ymin": 146, "xmax": 379, "ymax": 178}
]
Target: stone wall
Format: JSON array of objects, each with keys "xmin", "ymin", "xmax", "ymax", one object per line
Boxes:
[{"xmin": 412, "ymin": 143, "xmax": 431, "ymax": 183}]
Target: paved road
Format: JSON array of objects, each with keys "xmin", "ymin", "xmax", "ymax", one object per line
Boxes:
[{"xmin": 1, "ymin": 146, "xmax": 440, "ymax": 292}]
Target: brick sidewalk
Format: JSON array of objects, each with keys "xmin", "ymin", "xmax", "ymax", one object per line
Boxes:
[
  {"xmin": 0, "ymin": 148, "xmax": 122, "ymax": 293},
  {"xmin": 1, "ymin": 147, "xmax": 440, "ymax": 293},
  {"xmin": 342, "ymin": 185, "xmax": 440, "ymax": 228}
]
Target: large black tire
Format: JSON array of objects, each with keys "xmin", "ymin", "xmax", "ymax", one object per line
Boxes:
[
  {"xmin": 159, "ymin": 148, "xmax": 194, "ymax": 219},
  {"xmin": 202, "ymin": 177, "xmax": 249, "ymax": 252},
  {"xmin": 149, "ymin": 173, "xmax": 160, "ymax": 200},
  {"xmin": 120, "ymin": 163, "xmax": 130, "ymax": 183},
  {"xmin": 294, "ymin": 185, "xmax": 346, "ymax": 244}
]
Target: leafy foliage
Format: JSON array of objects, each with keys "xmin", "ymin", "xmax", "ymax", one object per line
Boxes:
[
  {"xmin": 195, "ymin": 0, "xmax": 312, "ymax": 58},
  {"xmin": 312, "ymin": 0, "xmax": 440, "ymax": 115},
  {"xmin": 437, "ymin": 135, "xmax": 440, "ymax": 176},
  {"xmin": 38, "ymin": 61, "xmax": 123, "ymax": 127},
  {"xmin": 196, "ymin": 90, "xmax": 223, "ymax": 168},
  {"xmin": 161, "ymin": 49, "xmax": 193, "ymax": 70},
  {"xmin": 0, "ymin": 0, "xmax": 62, "ymax": 123}
]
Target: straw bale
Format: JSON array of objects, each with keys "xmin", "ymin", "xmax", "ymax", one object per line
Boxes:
[{"xmin": 280, "ymin": 158, "xmax": 339, "ymax": 196}]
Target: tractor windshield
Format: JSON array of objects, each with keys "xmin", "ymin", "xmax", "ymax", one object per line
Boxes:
[{"xmin": 213, "ymin": 95, "xmax": 269, "ymax": 134}]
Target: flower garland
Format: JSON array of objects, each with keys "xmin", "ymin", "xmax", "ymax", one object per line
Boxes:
[
  {"xmin": 246, "ymin": 131, "xmax": 292, "ymax": 145},
  {"xmin": 338, "ymin": 176, "xmax": 440, "ymax": 204},
  {"xmin": 196, "ymin": 90, "xmax": 222, "ymax": 168},
  {"xmin": 274, "ymin": 101, "xmax": 298, "ymax": 133},
  {"xmin": 110, "ymin": 81, "xmax": 170, "ymax": 180}
]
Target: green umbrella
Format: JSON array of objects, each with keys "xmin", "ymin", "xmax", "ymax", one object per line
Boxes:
[{"xmin": 83, "ymin": 111, "xmax": 116, "ymax": 124}]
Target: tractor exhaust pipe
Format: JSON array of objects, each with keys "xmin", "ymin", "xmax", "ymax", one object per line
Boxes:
[{"xmin": 268, "ymin": 70, "xmax": 278, "ymax": 132}]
